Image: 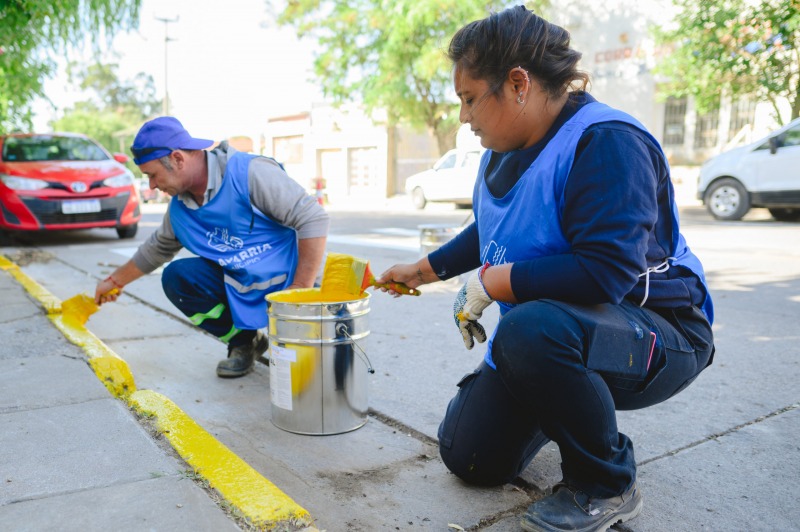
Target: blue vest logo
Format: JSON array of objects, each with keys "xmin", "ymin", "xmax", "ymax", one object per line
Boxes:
[{"xmin": 207, "ymin": 227, "xmax": 244, "ymax": 251}]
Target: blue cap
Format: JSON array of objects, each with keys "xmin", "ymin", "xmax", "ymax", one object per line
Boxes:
[{"xmin": 130, "ymin": 116, "xmax": 214, "ymax": 165}]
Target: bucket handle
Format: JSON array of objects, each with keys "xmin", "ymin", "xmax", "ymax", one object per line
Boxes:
[{"xmin": 335, "ymin": 323, "xmax": 375, "ymax": 374}]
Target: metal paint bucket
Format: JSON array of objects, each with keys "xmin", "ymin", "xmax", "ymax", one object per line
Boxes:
[
  {"xmin": 418, "ymin": 223, "xmax": 464, "ymax": 256},
  {"xmin": 266, "ymin": 288, "xmax": 371, "ymax": 435}
]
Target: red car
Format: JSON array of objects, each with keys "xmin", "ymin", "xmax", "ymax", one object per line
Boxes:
[{"xmin": 0, "ymin": 133, "xmax": 141, "ymax": 238}]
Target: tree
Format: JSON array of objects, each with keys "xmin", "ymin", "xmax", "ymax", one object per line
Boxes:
[
  {"xmin": 52, "ymin": 62, "xmax": 158, "ymax": 162},
  {"xmin": 276, "ymin": 1, "xmax": 543, "ymax": 154},
  {"xmin": 65, "ymin": 61, "xmax": 159, "ymax": 116},
  {"xmin": 653, "ymin": 0, "xmax": 800, "ymax": 125},
  {"xmin": 0, "ymin": 0, "xmax": 141, "ymax": 133}
]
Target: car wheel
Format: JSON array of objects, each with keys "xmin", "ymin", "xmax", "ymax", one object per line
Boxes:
[
  {"xmin": 411, "ymin": 187, "xmax": 427, "ymax": 210},
  {"xmin": 116, "ymin": 223, "xmax": 138, "ymax": 239},
  {"xmin": 705, "ymin": 178, "xmax": 750, "ymax": 221},
  {"xmin": 768, "ymin": 208, "xmax": 800, "ymax": 221}
]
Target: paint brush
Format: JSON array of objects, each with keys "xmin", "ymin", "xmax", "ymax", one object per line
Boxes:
[
  {"xmin": 60, "ymin": 289, "xmax": 118, "ymax": 326},
  {"xmin": 359, "ymin": 261, "xmax": 420, "ymax": 296},
  {"xmin": 321, "ymin": 252, "xmax": 420, "ymax": 297}
]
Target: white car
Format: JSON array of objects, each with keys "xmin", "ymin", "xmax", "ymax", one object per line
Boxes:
[
  {"xmin": 404, "ymin": 149, "xmax": 483, "ymax": 209},
  {"xmin": 698, "ymin": 117, "xmax": 800, "ymax": 221}
]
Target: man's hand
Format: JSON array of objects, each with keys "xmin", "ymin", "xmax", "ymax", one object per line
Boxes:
[
  {"xmin": 95, "ymin": 276, "xmax": 123, "ymax": 305},
  {"xmin": 93, "ymin": 260, "xmax": 145, "ymax": 305},
  {"xmin": 453, "ymin": 263, "xmax": 493, "ymax": 349}
]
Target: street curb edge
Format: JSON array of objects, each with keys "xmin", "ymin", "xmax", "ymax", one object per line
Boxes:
[{"xmin": 0, "ymin": 254, "xmax": 316, "ymax": 531}]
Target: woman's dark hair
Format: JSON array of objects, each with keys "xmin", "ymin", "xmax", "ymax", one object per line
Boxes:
[{"xmin": 448, "ymin": 5, "xmax": 589, "ymax": 99}]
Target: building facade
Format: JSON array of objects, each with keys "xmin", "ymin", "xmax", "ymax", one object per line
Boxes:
[
  {"xmin": 551, "ymin": 0, "xmax": 786, "ymax": 165},
  {"xmin": 258, "ymin": 0, "xmax": 789, "ymax": 201},
  {"xmin": 262, "ymin": 103, "xmax": 439, "ymax": 202}
]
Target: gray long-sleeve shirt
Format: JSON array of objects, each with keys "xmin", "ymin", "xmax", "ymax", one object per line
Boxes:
[{"xmin": 132, "ymin": 143, "xmax": 330, "ymax": 274}]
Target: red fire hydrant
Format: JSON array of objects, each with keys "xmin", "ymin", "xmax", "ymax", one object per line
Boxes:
[{"xmin": 313, "ymin": 177, "xmax": 326, "ymax": 206}]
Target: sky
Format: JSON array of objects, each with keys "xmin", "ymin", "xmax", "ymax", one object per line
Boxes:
[{"xmin": 33, "ymin": 0, "xmax": 321, "ymax": 140}]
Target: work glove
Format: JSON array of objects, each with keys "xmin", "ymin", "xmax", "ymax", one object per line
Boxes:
[{"xmin": 453, "ymin": 263, "xmax": 493, "ymax": 350}]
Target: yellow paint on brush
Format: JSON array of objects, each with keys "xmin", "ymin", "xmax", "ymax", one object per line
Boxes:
[
  {"xmin": 319, "ymin": 252, "xmax": 421, "ymax": 297},
  {"xmin": 129, "ymin": 390, "xmax": 312, "ymax": 528},
  {"xmin": 60, "ymin": 289, "xmax": 119, "ymax": 326},
  {"xmin": 60, "ymin": 293, "xmax": 100, "ymax": 326},
  {"xmin": 320, "ymin": 252, "xmax": 368, "ymax": 297}
]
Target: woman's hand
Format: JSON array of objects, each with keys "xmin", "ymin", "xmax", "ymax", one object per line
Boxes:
[{"xmin": 376, "ymin": 258, "xmax": 438, "ymax": 297}]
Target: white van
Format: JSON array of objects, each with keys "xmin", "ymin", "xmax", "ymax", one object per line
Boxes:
[
  {"xmin": 404, "ymin": 149, "xmax": 483, "ymax": 209},
  {"xmin": 697, "ymin": 117, "xmax": 800, "ymax": 221}
]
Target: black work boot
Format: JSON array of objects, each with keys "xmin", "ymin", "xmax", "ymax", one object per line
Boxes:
[
  {"xmin": 521, "ymin": 481, "xmax": 642, "ymax": 532},
  {"xmin": 216, "ymin": 331, "xmax": 268, "ymax": 378}
]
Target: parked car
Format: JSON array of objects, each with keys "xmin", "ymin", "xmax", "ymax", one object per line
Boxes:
[
  {"xmin": 0, "ymin": 133, "xmax": 141, "ymax": 238},
  {"xmin": 404, "ymin": 149, "xmax": 483, "ymax": 209},
  {"xmin": 698, "ymin": 117, "xmax": 800, "ymax": 221},
  {"xmin": 137, "ymin": 177, "xmax": 168, "ymax": 203}
]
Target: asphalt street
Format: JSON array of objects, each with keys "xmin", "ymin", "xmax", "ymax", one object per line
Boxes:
[{"xmin": 1, "ymin": 177, "xmax": 799, "ymax": 531}]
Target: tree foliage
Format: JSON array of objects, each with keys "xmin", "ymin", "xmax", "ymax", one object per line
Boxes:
[
  {"xmin": 51, "ymin": 61, "xmax": 159, "ymax": 158},
  {"xmin": 0, "ymin": 0, "xmax": 141, "ymax": 133},
  {"xmin": 653, "ymin": 0, "xmax": 800, "ymax": 124},
  {"xmin": 276, "ymin": 1, "xmax": 542, "ymax": 153}
]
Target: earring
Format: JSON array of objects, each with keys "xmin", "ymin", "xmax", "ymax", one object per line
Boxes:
[{"xmin": 517, "ymin": 92, "xmax": 524, "ymax": 104}]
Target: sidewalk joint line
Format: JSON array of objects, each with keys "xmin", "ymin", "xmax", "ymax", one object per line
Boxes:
[
  {"xmin": 48, "ymin": 254, "xmax": 199, "ymax": 327},
  {"xmin": 638, "ymin": 402, "xmax": 799, "ymax": 466},
  {"xmin": 368, "ymin": 408, "xmax": 439, "ymax": 446}
]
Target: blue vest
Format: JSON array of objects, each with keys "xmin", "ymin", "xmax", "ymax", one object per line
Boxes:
[
  {"xmin": 170, "ymin": 152, "xmax": 298, "ymax": 330},
  {"xmin": 475, "ymin": 102, "xmax": 713, "ymax": 368}
]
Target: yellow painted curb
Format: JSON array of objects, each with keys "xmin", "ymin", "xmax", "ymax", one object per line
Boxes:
[
  {"xmin": 130, "ymin": 390, "xmax": 312, "ymax": 529},
  {"xmin": 0, "ymin": 256, "xmax": 60, "ymax": 313},
  {"xmin": 0, "ymin": 255, "xmax": 135, "ymax": 397},
  {"xmin": 1, "ymin": 254, "xmax": 315, "ymax": 530},
  {"xmin": 49, "ymin": 313, "xmax": 137, "ymax": 397}
]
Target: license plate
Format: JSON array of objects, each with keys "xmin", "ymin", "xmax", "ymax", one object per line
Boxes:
[{"xmin": 62, "ymin": 199, "xmax": 101, "ymax": 214}]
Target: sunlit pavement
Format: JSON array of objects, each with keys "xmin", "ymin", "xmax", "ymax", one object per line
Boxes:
[{"xmin": 1, "ymin": 171, "xmax": 799, "ymax": 530}]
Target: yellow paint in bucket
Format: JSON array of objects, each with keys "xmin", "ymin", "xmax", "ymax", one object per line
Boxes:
[
  {"xmin": 268, "ymin": 287, "xmax": 360, "ymax": 395},
  {"xmin": 270, "ymin": 287, "xmax": 356, "ymax": 304}
]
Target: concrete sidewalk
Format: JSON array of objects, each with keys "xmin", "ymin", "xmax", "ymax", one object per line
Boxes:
[
  {"xmin": 0, "ymin": 257, "xmax": 312, "ymax": 531},
  {"xmin": 1, "ymin": 202, "xmax": 800, "ymax": 531}
]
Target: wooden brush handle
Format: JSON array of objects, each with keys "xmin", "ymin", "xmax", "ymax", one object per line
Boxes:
[{"xmin": 372, "ymin": 281, "xmax": 421, "ymax": 296}]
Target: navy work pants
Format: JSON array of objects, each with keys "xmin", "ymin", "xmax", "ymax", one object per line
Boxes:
[
  {"xmin": 438, "ymin": 299, "xmax": 714, "ymax": 498},
  {"xmin": 161, "ymin": 257, "xmax": 255, "ymax": 347}
]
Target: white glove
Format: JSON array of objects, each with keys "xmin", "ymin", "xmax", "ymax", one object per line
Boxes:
[{"xmin": 453, "ymin": 263, "xmax": 493, "ymax": 349}]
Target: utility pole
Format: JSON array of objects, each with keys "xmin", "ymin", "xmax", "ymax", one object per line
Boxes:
[{"xmin": 155, "ymin": 15, "xmax": 179, "ymax": 116}]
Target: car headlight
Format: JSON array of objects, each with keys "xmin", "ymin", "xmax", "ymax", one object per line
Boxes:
[
  {"xmin": 103, "ymin": 170, "xmax": 134, "ymax": 188},
  {"xmin": 0, "ymin": 174, "xmax": 48, "ymax": 190}
]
